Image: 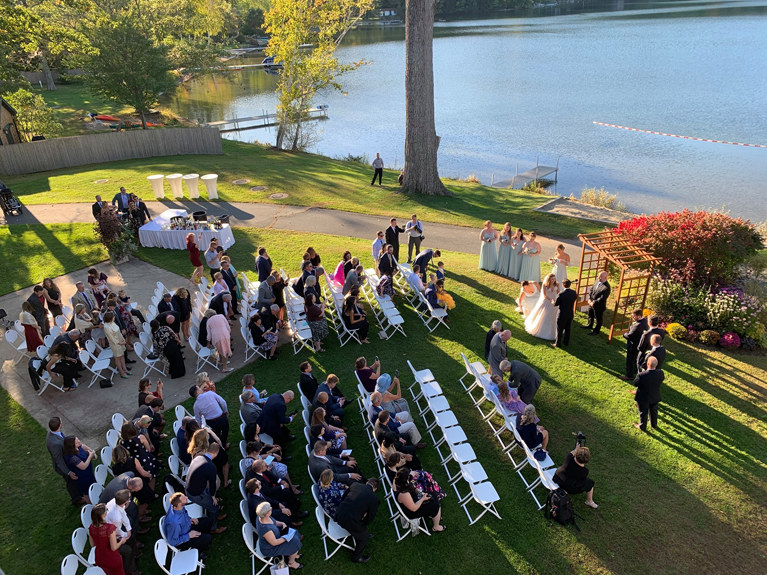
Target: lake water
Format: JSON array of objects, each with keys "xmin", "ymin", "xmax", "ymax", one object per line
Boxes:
[{"xmin": 166, "ymin": 0, "xmax": 767, "ymax": 221}]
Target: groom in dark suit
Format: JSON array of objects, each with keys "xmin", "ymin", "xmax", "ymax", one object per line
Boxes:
[
  {"xmin": 384, "ymin": 218, "xmax": 405, "ymax": 262},
  {"xmin": 553, "ymin": 279, "xmax": 578, "ymax": 347},
  {"xmin": 583, "ymin": 271, "xmax": 610, "ymax": 335}
]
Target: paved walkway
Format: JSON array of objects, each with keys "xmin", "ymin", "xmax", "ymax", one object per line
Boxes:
[
  {"xmin": 14, "ymin": 200, "xmax": 585, "ymax": 256},
  {"xmin": 0, "ymin": 259, "xmax": 254, "ymax": 449}
]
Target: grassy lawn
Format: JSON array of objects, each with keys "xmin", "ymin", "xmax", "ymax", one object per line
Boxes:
[
  {"xmin": 1, "ymin": 227, "xmax": 765, "ymax": 574},
  {"xmin": 0, "ymin": 224, "xmax": 107, "ymax": 296},
  {"xmin": 33, "ymin": 84, "xmax": 134, "ymax": 137},
  {"xmin": 4, "ymin": 139, "xmax": 602, "ymax": 239}
]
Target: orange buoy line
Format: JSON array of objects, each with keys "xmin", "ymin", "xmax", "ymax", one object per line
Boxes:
[{"xmin": 593, "ymin": 121, "xmax": 767, "ymax": 148}]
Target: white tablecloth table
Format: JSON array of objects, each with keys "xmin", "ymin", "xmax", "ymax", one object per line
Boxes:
[{"xmin": 139, "ymin": 209, "xmax": 235, "ymax": 250}]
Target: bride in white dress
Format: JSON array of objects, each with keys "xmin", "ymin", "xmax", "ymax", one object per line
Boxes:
[{"xmin": 524, "ymin": 273, "xmax": 560, "ymax": 340}]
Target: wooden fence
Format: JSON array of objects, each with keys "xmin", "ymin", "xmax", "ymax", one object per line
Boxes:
[{"xmin": 0, "ymin": 127, "xmax": 222, "ymax": 175}]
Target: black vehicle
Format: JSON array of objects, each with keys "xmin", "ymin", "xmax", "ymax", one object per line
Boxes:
[{"xmin": 0, "ymin": 181, "xmax": 23, "ymax": 217}]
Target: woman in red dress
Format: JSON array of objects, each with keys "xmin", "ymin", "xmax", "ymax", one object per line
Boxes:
[
  {"xmin": 19, "ymin": 301, "xmax": 44, "ymax": 352},
  {"xmin": 186, "ymin": 232, "xmax": 204, "ymax": 284},
  {"xmin": 88, "ymin": 503, "xmax": 127, "ymax": 575}
]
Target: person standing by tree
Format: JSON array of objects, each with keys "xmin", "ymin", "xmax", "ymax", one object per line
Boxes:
[{"xmin": 371, "ymin": 153, "xmax": 384, "ymax": 186}]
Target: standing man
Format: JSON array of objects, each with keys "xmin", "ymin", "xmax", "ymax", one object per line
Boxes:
[
  {"xmin": 185, "ymin": 433, "xmax": 227, "ymax": 531},
  {"xmin": 553, "ymin": 279, "xmax": 578, "ymax": 348},
  {"xmin": 334, "ymin": 479, "xmax": 379, "ymax": 564},
  {"xmin": 405, "ymin": 214, "xmax": 424, "ymax": 263},
  {"xmin": 638, "ymin": 333, "xmax": 666, "ymax": 371},
  {"xmin": 583, "ymin": 271, "xmax": 610, "ymax": 335},
  {"xmin": 105, "ymin": 489, "xmax": 140, "ymax": 574},
  {"xmin": 205, "ymin": 239, "xmax": 221, "ymax": 281},
  {"xmin": 378, "ymin": 245, "xmax": 397, "ymax": 277},
  {"xmin": 92, "ymin": 195, "xmax": 105, "ymax": 220},
  {"xmin": 112, "ymin": 187, "xmax": 131, "ymax": 214},
  {"xmin": 370, "ymin": 153, "xmax": 384, "ymax": 186},
  {"xmin": 631, "ymin": 356, "xmax": 664, "ymax": 432},
  {"xmin": 485, "ymin": 320, "xmax": 502, "ymax": 360},
  {"xmin": 385, "ymin": 218, "xmax": 405, "ymax": 262},
  {"xmin": 637, "ymin": 315, "xmax": 667, "ymax": 358},
  {"xmin": 71, "ymin": 281, "xmax": 97, "ymax": 312},
  {"xmin": 371, "ymin": 231, "xmax": 385, "ymax": 268},
  {"xmin": 46, "ymin": 416, "xmax": 84, "ymax": 505},
  {"xmin": 501, "ymin": 359, "xmax": 542, "ymax": 404},
  {"xmin": 621, "ymin": 308, "xmax": 649, "ymax": 380},
  {"xmin": 255, "ymin": 247, "xmax": 273, "ymax": 282},
  {"xmin": 488, "ymin": 330, "xmax": 512, "ymax": 376},
  {"xmin": 27, "ymin": 285, "xmax": 50, "ymax": 336},
  {"xmin": 130, "ymin": 194, "xmax": 151, "ymax": 224}
]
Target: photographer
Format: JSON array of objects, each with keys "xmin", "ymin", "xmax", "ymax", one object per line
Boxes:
[
  {"xmin": 405, "ymin": 214, "xmax": 424, "ymax": 263},
  {"xmin": 553, "ymin": 444, "xmax": 598, "ymax": 509}
]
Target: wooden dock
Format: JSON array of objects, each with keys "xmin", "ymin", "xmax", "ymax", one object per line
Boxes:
[
  {"xmin": 204, "ymin": 107, "xmax": 329, "ymax": 132},
  {"xmin": 491, "ymin": 156, "xmax": 559, "ymax": 189}
]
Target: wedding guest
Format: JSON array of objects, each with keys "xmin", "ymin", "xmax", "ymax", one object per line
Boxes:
[
  {"xmin": 172, "ymin": 288, "xmax": 193, "ymax": 341},
  {"xmin": 186, "ymin": 233, "xmax": 205, "ymax": 284},
  {"xmin": 515, "ymin": 404, "xmax": 549, "ymax": 450},
  {"xmin": 87, "ymin": 268, "xmax": 110, "ymax": 307},
  {"xmin": 488, "ymin": 330, "xmax": 511, "ymax": 376},
  {"xmin": 478, "ymin": 220, "xmax": 498, "ymax": 271},
  {"xmin": 484, "ymin": 320, "xmax": 502, "ymax": 360},
  {"xmin": 333, "ymin": 479, "xmax": 379, "ymax": 563},
  {"xmin": 501, "ymin": 359, "xmax": 542, "ymax": 404},
  {"xmin": 63, "ymin": 436, "xmax": 97, "ymax": 502},
  {"xmin": 255, "ymin": 502, "xmax": 303, "ymax": 569},
  {"xmin": 248, "ymin": 313, "xmax": 278, "ymax": 360},
  {"xmin": 151, "ymin": 319, "xmax": 185, "ymax": 379},
  {"xmin": 19, "ymin": 301, "xmax": 44, "ymax": 352},
  {"xmin": 26, "ymin": 285, "xmax": 50, "ymax": 336},
  {"xmin": 405, "ymin": 214, "xmax": 424, "ymax": 263},
  {"xmin": 317, "ymin": 468, "xmax": 348, "ymax": 518},
  {"xmin": 42, "ymin": 277, "xmax": 64, "ymax": 318},
  {"xmin": 46, "ymin": 342, "xmax": 79, "ymax": 391},
  {"xmin": 342, "ymin": 289, "xmax": 369, "ymax": 343},
  {"xmin": 88, "ymin": 503, "xmax": 129, "ymax": 575},
  {"xmin": 255, "ymin": 247, "xmax": 273, "ymax": 282},
  {"xmin": 206, "ymin": 311, "xmax": 233, "ymax": 372},
  {"xmin": 393, "ymin": 467, "xmax": 445, "ymax": 532}
]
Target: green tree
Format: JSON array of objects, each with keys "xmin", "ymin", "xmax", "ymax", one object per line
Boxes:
[
  {"xmin": 265, "ymin": 0, "xmax": 373, "ymax": 151},
  {"xmin": 4, "ymin": 88, "xmax": 63, "ymax": 140},
  {"xmin": 82, "ymin": 18, "xmax": 176, "ymax": 128}
]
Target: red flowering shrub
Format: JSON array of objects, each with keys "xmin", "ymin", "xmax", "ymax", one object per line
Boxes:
[{"xmin": 614, "ymin": 210, "xmax": 763, "ymax": 286}]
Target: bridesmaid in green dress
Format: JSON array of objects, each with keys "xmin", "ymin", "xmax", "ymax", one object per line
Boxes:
[
  {"xmin": 478, "ymin": 220, "xmax": 499, "ymax": 271},
  {"xmin": 519, "ymin": 232, "xmax": 542, "ymax": 283},
  {"xmin": 510, "ymin": 228, "xmax": 526, "ymax": 281},
  {"xmin": 496, "ymin": 222, "xmax": 513, "ymax": 276}
]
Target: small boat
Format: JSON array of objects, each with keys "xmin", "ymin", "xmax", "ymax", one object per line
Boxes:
[
  {"xmin": 261, "ymin": 56, "xmax": 283, "ymax": 69},
  {"xmin": 94, "ymin": 114, "xmax": 122, "ymax": 122}
]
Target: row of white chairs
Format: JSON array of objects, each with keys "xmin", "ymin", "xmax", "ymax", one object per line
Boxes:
[
  {"xmin": 321, "ymin": 272, "xmax": 365, "ymax": 346},
  {"xmin": 360, "ymin": 269, "xmax": 407, "ymax": 339},
  {"xmin": 459, "ymin": 353, "xmax": 558, "ymax": 510},
  {"xmin": 407, "ymin": 360, "xmax": 502, "ymax": 525},
  {"xmin": 395, "ymin": 262, "xmax": 450, "ymax": 333}
]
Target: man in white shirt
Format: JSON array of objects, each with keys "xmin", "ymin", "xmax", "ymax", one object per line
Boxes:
[
  {"xmin": 371, "ymin": 231, "xmax": 385, "ymax": 268},
  {"xmin": 106, "ymin": 489, "xmax": 139, "ymax": 573},
  {"xmin": 407, "ymin": 265, "xmax": 426, "ymax": 293},
  {"xmin": 404, "ymin": 214, "xmax": 424, "ymax": 263},
  {"xmin": 370, "ymin": 153, "xmax": 384, "ymax": 186}
]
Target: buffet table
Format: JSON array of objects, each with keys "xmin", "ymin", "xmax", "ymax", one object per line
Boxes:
[{"xmin": 139, "ymin": 209, "xmax": 235, "ymax": 250}]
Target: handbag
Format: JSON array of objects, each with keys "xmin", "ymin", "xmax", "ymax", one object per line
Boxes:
[{"xmin": 269, "ymin": 562, "xmax": 289, "ymax": 575}]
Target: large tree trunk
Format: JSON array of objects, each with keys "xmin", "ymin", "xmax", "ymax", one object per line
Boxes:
[
  {"xmin": 40, "ymin": 53, "xmax": 57, "ymax": 91},
  {"xmin": 402, "ymin": 0, "xmax": 449, "ymax": 196}
]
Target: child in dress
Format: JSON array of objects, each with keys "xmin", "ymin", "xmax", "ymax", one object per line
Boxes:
[{"xmin": 435, "ymin": 279, "xmax": 455, "ymax": 310}]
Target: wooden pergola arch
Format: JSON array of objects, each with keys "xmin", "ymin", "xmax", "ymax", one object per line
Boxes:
[{"xmin": 574, "ymin": 230, "xmax": 660, "ymax": 341}]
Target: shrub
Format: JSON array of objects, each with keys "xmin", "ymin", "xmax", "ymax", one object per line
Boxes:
[
  {"xmin": 520, "ymin": 179, "xmax": 553, "ymax": 195},
  {"xmin": 648, "ymin": 279, "xmax": 710, "ymax": 326},
  {"xmin": 699, "ymin": 330, "xmax": 720, "ymax": 346},
  {"xmin": 706, "ymin": 288, "xmax": 765, "ymax": 338},
  {"xmin": 666, "ymin": 323, "xmax": 688, "ymax": 340},
  {"xmin": 740, "ymin": 337, "xmax": 759, "ymax": 351},
  {"xmin": 93, "ymin": 209, "xmax": 137, "ymax": 263},
  {"xmin": 719, "ymin": 332, "xmax": 741, "ymax": 349},
  {"xmin": 614, "ymin": 210, "xmax": 764, "ymax": 286},
  {"xmin": 464, "ymin": 174, "xmax": 480, "ymax": 183},
  {"xmin": 343, "ymin": 153, "xmax": 368, "ymax": 165},
  {"xmin": 572, "ymin": 186, "xmax": 627, "ymax": 212}
]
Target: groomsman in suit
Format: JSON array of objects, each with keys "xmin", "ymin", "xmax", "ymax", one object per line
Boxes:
[
  {"xmin": 378, "ymin": 245, "xmax": 398, "ymax": 277},
  {"xmin": 583, "ymin": 271, "xmax": 610, "ymax": 335},
  {"xmin": 621, "ymin": 309, "xmax": 649, "ymax": 380},
  {"xmin": 553, "ymin": 279, "xmax": 578, "ymax": 347},
  {"xmin": 385, "ymin": 218, "xmax": 405, "ymax": 262},
  {"xmin": 637, "ymin": 315, "xmax": 667, "ymax": 357},
  {"xmin": 92, "ymin": 195, "xmax": 105, "ymax": 220},
  {"xmin": 638, "ymin": 334, "xmax": 666, "ymax": 371},
  {"xmin": 631, "ymin": 356, "xmax": 664, "ymax": 431}
]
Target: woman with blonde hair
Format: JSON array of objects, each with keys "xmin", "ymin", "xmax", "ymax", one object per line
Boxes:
[
  {"xmin": 549, "ymin": 243, "xmax": 571, "ymax": 285},
  {"xmin": 211, "ymin": 271, "xmax": 229, "ymax": 296},
  {"xmin": 104, "ymin": 311, "xmax": 130, "ymax": 378},
  {"xmin": 524, "ymin": 272, "xmax": 559, "ymax": 341},
  {"xmin": 515, "ymin": 404, "xmax": 549, "ymax": 451},
  {"xmin": 478, "ymin": 220, "xmax": 498, "ymax": 271},
  {"xmin": 187, "ymin": 428, "xmax": 210, "ymax": 457},
  {"xmin": 317, "ymin": 468, "xmax": 347, "ymax": 518}
]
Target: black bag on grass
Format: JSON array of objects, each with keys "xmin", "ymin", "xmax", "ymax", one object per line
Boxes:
[{"xmin": 546, "ymin": 488, "xmax": 579, "ymax": 530}]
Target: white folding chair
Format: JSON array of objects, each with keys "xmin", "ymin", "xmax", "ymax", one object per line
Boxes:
[
  {"xmin": 105, "ymin": 429, "xmax": 120, "ymax": 448},
  {"xmin": 55, "ymin": 315, "xmax": 69, "ymax": 329},
  {"xmin": 167, "ymin": 454, "xmax": 187, "ymax": 483},
  {"xmin": 88, "ymin": 483, "xmax": 103, "ymax": 505},
  {"xmin": 315, "ymin": 505, "xmax": 354, "ymax": 559},
  {"xmin": 100, "ymin": 446, "xmax": 113, "ymax": 467},
  {"xmin": 134, "ymin": 341, "xmax": 167, "ymax": 378},
  {"xmin": 111, "ymin": 413, "xmax": 127, "ymax": 432},
  {"xmin": 81, "ymin": 504, "xmax": 93, "ymax": 528},
  {"xmin": 71, "ymin": 527, "xmax": 95, "ymax": 567},
  {"xmin": 189, "ymin": 338, "xmax": 219, "ymax": 373},
  {"xmin": 3, "ymin": 330, "xmax": 31, "ymax": 364},
  {"xmin": 84, "ymin": 567, "xmax": 107, "ymax": 575},
  {"xmin": 456, "ymin": 480, "xmax": 502, "ymax": 525},
  {"xmin": 240, "ymin": 499, "xmax": 252, "ymax": 526},
  {"xmin": 94, "ymin": 464, "xmax": 109, "ymax": 486},
  {"xmin": 44, "ymin": 333, "xmax": 58, "ymax": 348},
  {"xmin": 154, "ymin": 539, "xmax": 201, "ymax": 575},
  {"xmin": 175, "ymin": 405, "xmax": 193, "ymax": 421},
  {"xmin": 242, "ymin": 523, "xmax": 277, "ymax": 575},
  {"xmin": 78, "ymin": 350, "xmax": 116, "ymax": 388},
  {"xmin": 459, "ymin": 352, "xmax": 488, "ymax": 392},
  {"xmin": 31, "ymin": 358, "xmax": 66, "ymax": 396},
  {"xmin": 61, "ymin": 554, "xmax": 82, "ymax": 575}
]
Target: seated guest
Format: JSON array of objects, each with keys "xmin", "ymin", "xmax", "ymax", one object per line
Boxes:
[
  {"xmin": 258, "ymin": 391, "xmax": 297, "ymax": 446},
  {"xmin": 190, "ymin": 380, "xmax": 229, "ymax": 447},
  {"xmin": 211, "ymin": 272, "xmax": 229, "ymax": 296},
  {"xmin": 309, "ymin": 440, "xmax": 362, "ymax": 486},
  {"xmin": 376, "ymin": 273, "xmax": 395, "ymax": 298},
  {"xmin": 407, "ymin": 265, "xmax": 425, "ymax": 293},
  {"xmin": 117, "ymin": 289, "xmax": 146, "ymax": 324},
  {"xmin": 303, "ymin": 275, "xmax": 321, "ymax": 302},
  {"xmin": 248, "ymin": 313, "xmax": 278, "ymax": 360},
  {"xmin": 120, "ymin": 421, "xmax": 158, "ymax": 479},
  {"xmin": 309, "ymin": 424, "xmax": 344, "ymax": 457},
  {"xmin": 374, "ymin": 369, "xmax": 411, "ymax": 416},
  {"xmin": 515, "ymin": 404, "xmax": 549, "ymax": 451},
  {"xmin": 110, "ymin": 445, "xmax": 154, "ymax": 505},
  {"xmin": 245, "ymin": 478, "xmax": 298, "ymax": 527},
  {"xmin": 424, "ymin": 280, "xmax": 446, "ymax": 314},
  {"xmin": 248, "ymin": 459, "xmax": 303, "ymax": 512},
  {"xmin": 368, "ymin": 393, "xmax": 423, "ymax": 447},
  {"xmin": 255, "ymin": 502, "xmax": 303, "ymax": 570},
  {"xmin": 434, "ymin": 279, "xmax": 455, "ymax": 310},
  {"xmin": 242, "ymin": 373, "xmax": 267, "ymax": 404},
  {"xmin": 379, "ymin": 432, "xmax": 421, "ymax": 470},
  {"xmin": 375, "ymin": 412, "xmax": 423, "ymax": 453},
  {"xmin": 310, "ymin": 407, "xmax": 347, "ymax": 451},
  {"xmin": 259, "ymin": 304, "xmax": 283, "ymax": 332},
  {"xmin": 342, "ymin": 264, "xmax": 364, "ymax": 296},
  {"xmin": 256, "ymin": 275, "xmax": 276, "ymax": 310},
  {"xmin": 330, "ymin": 251, "xmax": 352, "ymax": 285},
  {"xmin": 314, "ymin": 374, "xmax": 347, "ymax": 420},
  {"xmin": 500, "ymin": 359, "xmax": 542, "ymax": 405},
  {"xmin": 104, "ymin": 489, "xmax": 139, "ymax": 575},
  {"xmin": 311, "ymin": 392, "xmax": 342, "ymax": 428},
  {"xmin": 208, "ymin": 292, "xmax": 235, "ymax": 320},
  {"xmin": 393, "ymin": 467, "xmax": 446, "ymax": 532},
  {"xmin": 165, "ymin": 492, "xmax": 219, "ymax": 558},
  {"xmin": 138, "ymin": 377, "xmax": 163, "ymax": 407},
  {"xmin": 157, "ymin": 292, "xmax": 174, "ymax": 314},
  {"xmin": 150, "ymin": 319, "xmax": 185, "ymax": 379},
  {"xmin": 46, "ymin": 342, "xmax": 80, "ymax": 391},
  {"xmin": 554, "ymin": 446, "xmax": 598, "ymax": 509},
  {"xmin": 298, "ymin": 361, "xmax": 319, "ymax": 401},
  {"xmin": 63, "ymin": 436, "xmax": 97, "ymax": 503},
  {"xmin": 88, "ymin": 503, "xmax": 130, "ymax": 575},
  {"xmin": 342, "ymin": 289, "xmax": 369, "ymax": 343},
  {"xmin": 354, "ymin": 356, "xmax": 381, "ymax": 393},
  {"xmin": 243, "ymin": 441, "xmax": 291, "ymax": 484},
  {"xmin": 492, "ymin": 376, "xmax": 528, "ymax": 416},
  {"xmin": 240, "ymin": 391, "xmax": 263, "ymax": 425},
  {"xmin": 185, "ymin": 429, "xmax": 226, "ymax": 531},
  {"xmin": 385, "ymin": 453, "xmax": 445, "ymax": 501},
  {"xmin": 317, "ymin": 468, "xmax": 348, "ymax": 518}
]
